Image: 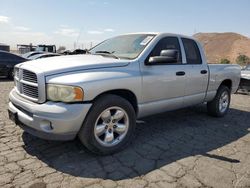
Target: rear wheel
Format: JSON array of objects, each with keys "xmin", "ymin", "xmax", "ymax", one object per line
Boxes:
[
  {"xmin": 78, "ymin": 94, "xmax": 136, "ymax": 155},
  {"xmin": 207, "ymin": 85, "xmax": 231, "ymax": 117}
]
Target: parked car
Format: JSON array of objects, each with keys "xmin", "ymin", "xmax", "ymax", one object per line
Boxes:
[
  {"xmin": 60, "ymin": 50, "xmax": 71, "ymax": 55},
  {"xmin": 29, "ymin": 53, "xmax": 61, "ymax": 60},
  {"xmin": 0, "ymin": 50, "xmax": 27, "ymax": 78},
  {"xmin": 71, "ymin": 49, "xmax": 88, "ymax": 55},
  {"xmin": 238, "ymin": 65, "xmax": 250, "ymax": 93},
  {"xmin": 8, "ymin": 33, "xmax": 241, "ymax": 154},
  {"xmin": 59, "ymin": 49, "xmax": 88, "ymax": 55},
  {"xmin": 22, "ymin": 51, "xmax": 45, "ymax": 59}
]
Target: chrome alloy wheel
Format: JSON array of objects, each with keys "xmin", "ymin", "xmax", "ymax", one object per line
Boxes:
[
  {"xmin": 219, "ymin": 91, "xmax": 229, "ymax": 113},
  {"xmin": 94, "ymin": 107, "xmax": 129, "ymax": 147}
]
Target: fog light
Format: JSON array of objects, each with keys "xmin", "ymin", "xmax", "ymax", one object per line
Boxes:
[{"xmin": 40, "ymin": 120, "xmax": 53, "ymax": 132}]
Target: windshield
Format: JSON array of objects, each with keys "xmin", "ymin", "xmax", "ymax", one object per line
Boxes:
[{"xmin": 89, "ymin": 34, "xmax": 155, "ymax": 59}]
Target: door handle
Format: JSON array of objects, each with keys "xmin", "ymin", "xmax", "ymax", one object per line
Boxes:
[
  {"xmin": 200, "ymin": 70, "xmax": 208, "ymax": 74},
  {"xmin": 176, "ymin": 71, "xmax": 185, "ymax": 76}
]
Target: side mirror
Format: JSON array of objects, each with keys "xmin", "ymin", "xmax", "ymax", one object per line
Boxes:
[{"xmin": 148, "ymin": 49, "xmax": 178, "ymax": 64}]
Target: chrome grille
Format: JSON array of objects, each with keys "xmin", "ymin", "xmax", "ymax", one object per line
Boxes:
[
  {"xmin": 22, "ymin": 84, "xmax": 39, "ymax": 98},
  {"xmin": 23, "ymin": 69, "xmax": 37, "ymax": 83},
  {"xmin": 14, "ymin": 68, "xmax": 39, "ymax": 101}
]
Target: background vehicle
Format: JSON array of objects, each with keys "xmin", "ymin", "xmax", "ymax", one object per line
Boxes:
[
  {"xmin": 8, "ymin": 33, "xmax": 241, "ymax": 155},
  {"xmin": 22, "ymin": 51, "xmax": 46, "ymax": 59},
  {"xmin": 29, "ymin": 53, "xmax": 61, "ymax": 60},
  {"xmin": 60, "ymin": 50, "xmax": 71, "ymax": 55},
  {"xmin": 0, "ymin": 43, "xmax": 10, "ymax": 52},
  {"xmin": 17, "ymin": 44, "xmax": 57, "ymax": 54},
  {"xmin": 71, "ymin": 49, "xmax": 88, "ymax": 55},
  {"xmin": 238, "ymin": 65, "xmax": 250, "ymax": 93},
  {"xmin": 36, "ymin": 45, "xmax": 56, "ymax": 53},
  {"xmin": 0, "ymin": 50, "xmax": 27, "ymax": 78},
  {"xmin": 59, "ymin": 49, "xmax": 88, "ymax": 55}
]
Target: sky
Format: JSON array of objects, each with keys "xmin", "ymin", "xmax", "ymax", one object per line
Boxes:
[{"xmin": 0, "ymin": 0, "xmax": 250, "ymax": 50}]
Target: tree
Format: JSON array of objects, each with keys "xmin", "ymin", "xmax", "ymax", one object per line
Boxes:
[
  {"xmin": 236, "ymin": 55, "xmax": 250, "ymax": 66},
  {"xmin": 57, "ymin": 46, "xmax": 66, "ymax": 53},
  {"xmin": 220, "ymin": 58, "xmax": 230, "ymax": 64}
]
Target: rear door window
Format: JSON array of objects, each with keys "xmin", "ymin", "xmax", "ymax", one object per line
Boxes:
[{"xmin": 181, "ymin": 38, "xmax": 202, "ymax": 64}]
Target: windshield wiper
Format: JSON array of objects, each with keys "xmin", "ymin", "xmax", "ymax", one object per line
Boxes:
[{"xmin": 94, "ymin": 51, "xmax": 119, "ymax": 59}]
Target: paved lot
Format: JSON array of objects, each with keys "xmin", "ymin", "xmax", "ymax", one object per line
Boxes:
[{"xmin": 0, "ymin": 79, "xmax": 250, "ymax": 188}]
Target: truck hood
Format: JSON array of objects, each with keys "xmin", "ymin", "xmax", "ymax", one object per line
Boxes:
[{"xmin": 19, "ymin": 54, "xmax": 130, "ymax": 76}]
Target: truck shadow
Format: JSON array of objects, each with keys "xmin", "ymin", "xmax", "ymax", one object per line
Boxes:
[{"xmin": 22, "ymin": 105, "xmax": 250, "ymax": 180}]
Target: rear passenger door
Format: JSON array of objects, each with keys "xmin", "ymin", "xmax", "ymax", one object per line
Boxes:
[{"xmin": 181, "ymin": 38, "xmax": 209, "ymax": 106}]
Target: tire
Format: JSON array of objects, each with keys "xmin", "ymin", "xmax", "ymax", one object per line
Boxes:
[
  {"xmin": 78, "ymin": 94, "xmax": 136, "ymax": 155},
  {"xmin": 207, "ymin": 85, "xmax": 231, "ymax": 117}
]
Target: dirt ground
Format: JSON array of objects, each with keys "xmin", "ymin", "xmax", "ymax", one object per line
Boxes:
[{"xmin": 0, "ymin": 79, "xmax": 250, "ymax": 188}]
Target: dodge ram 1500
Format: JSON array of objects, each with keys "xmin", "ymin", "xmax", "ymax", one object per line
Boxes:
[{"xmin": 8, "ymin": 33, "xmax": 241, "ymax": 154}]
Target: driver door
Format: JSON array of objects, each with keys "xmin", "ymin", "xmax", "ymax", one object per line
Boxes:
[{"xmin": 140, "ymin": 37, "xmax": 186, "ymax": 116}]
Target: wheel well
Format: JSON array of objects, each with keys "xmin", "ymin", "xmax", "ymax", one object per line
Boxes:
[
  {"xmin": 93, "ymin": 89, "xmax": 138, "ymax": 114},
  {"xmin": 220, "ymin": 79, "xmax": 232, "ymax": 90}
]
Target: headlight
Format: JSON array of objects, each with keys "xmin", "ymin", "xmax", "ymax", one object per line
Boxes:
[{"xmin": 47, "ymin": 84, "xmax": 84, "ymax": 102}]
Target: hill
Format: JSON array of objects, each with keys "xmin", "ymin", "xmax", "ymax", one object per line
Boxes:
[{"xmin": 193, "ymin": 32, "xmax": 250, "ymax": 64}]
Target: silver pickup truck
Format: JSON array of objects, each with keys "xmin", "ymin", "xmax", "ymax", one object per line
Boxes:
[{"xmin": 8, "ymin": 33, "xmax": 241, "ymax": 154}]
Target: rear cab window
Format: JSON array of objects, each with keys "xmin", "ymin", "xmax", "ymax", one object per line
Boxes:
[{"xmin": 181, "ymin": 38, "xmax": 202, "ymax": 64}]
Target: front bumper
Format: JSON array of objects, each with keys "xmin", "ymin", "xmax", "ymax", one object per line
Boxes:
[{"xmin": 8, "ymin": 89, "xmax": 92, "ymax": 140}]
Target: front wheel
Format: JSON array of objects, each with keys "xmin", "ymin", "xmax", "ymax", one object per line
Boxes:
[
  {"xmin": 207, "ymin": 85, "xmax": 231, "ymax": 117},
  {"xmin": 78, "ymin": 94, "xmax": 136, "ymax": 155}
]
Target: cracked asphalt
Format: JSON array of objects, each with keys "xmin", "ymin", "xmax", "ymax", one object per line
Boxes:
[{"xmin": 0, "ymin": 79, "xmax": 250, "ymax": 188}]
